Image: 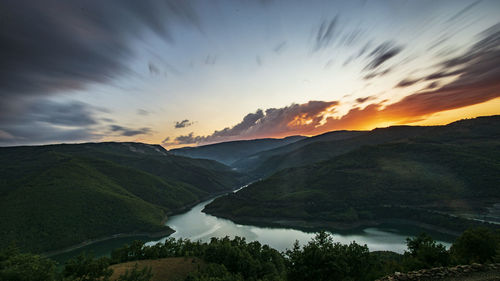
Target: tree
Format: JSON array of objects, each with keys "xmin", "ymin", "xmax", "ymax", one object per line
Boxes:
[
  {"xmin": 0, "ymin": 246, "xmax": 56, "ymax": 281},
  {"xmin": 285, "ymin": 231, "xmax": 378, "ymax": 281},
  {"xmin": 403, "ymin": 233, "xmax": 449, "ymax": 270},
  {"xmin": 63, "ymin": 252, "xmax": 113, "ymax": 281},
  {"xmin": 450, "ymin": 227, "xmax": 499, "ymax": 264}
]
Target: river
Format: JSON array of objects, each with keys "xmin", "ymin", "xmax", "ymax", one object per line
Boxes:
[{"xmin": 50, "ymin": 188, "xmax": 454, "ymax": 264}]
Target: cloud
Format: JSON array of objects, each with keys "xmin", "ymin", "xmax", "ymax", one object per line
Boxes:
[
  {"xmin": 174, "ymin": 119, "xmax": 194, "ymax": 129},
  {"xmin": 314, "ymin": 16, "xmax": 338, "ymax": 51},
  {"xmin": 256, "ymin": 56, "xmax": 263, "ymax": 66},
  {"xmin": 364, "ymin": 42, "xmax": 403, "ymax": 70},
  {"xmin": 426, "ymin": 81, "xmax": 440, "ymax": 89},
  {"xmin": 109, "ymin": 125, "xmax": 152, "ymax": 137},
  {"xmin": 204, "ymin": 55, "xmax": 217, "ymax": 65},
  {"xmin": 148, "ymin": 62, "xmax": 161, "ymax": 75},
  {"xmin": 164, "ymin": 23, "xmax": 500, "ymax": 147},
  {"xmin": 273, "ymin": 41, "xmax": 287, "ymax": 53},
  {"xmin": 447, "ymin": 0, "xmax": 482, "ymax": 22},
  {"xmin": 396, "ymin": 78, "xmax": 422, "ymax": 88},
  {"xmin": 165, "ymin": 101, "xmax": 338, "ymax": 145},
  {"xmin": 0, "ymin": 100, "xmax": 103, "ymax": 145},
  {"xmin": 320, "ymin": 23, "xmax": 500, "ymax": 129},
  {"xmin": 0, "ymin": 0, "xmax": 198, "ymax": 121},
  {"xmin": 137, "ymin": 109, "xmax": 150, "ymax": 116},
  {"xmin": 355, "ymin": 96, "xmax": 375, "ymax": 104},
  {"xmin": 363, "ymin": 68, "xmax": 391, "ymax": 80}
]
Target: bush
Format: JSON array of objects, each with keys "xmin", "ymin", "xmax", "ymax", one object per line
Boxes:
[
  {"xmin": 0, "ymin": 246, "xmax": 57, "ymax": 281},
  {"xmin": 402, "ymin": 233, "xmax": 450, "ymax": 270},
  {"xmin": 63, "ymin": 252, "xmax": 113, "ymax": 281},
  {"xmin": 450, "ymin": 227, "xmax": 500, "ymax": 264}
]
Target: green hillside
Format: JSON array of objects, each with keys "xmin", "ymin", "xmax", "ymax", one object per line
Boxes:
[
  {"xmin": 204, "ymin": 116, "xmax": 500, "ymax": 233},
  {"xmin": 0, "ymin": 142, "xmax": 243, "ymax": 253}
]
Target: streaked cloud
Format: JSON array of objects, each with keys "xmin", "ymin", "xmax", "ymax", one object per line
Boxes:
[
  {"xmin": 109, "ymin": 125, "xmax": 152, "ymax": 137},
  {"xmin": 364, "ymin": 42, "xmax": 403, "ymax": 70},
  {"xmin": 166, "ymin": 22, "xmax": 500, "ymax": 147}
]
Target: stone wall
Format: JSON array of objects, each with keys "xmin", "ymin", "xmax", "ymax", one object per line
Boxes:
[{"xmin": 376, "ymin": 263, "xmax": 500, "ymax": 281}]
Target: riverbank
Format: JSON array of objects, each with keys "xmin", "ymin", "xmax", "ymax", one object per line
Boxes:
[
  {"xmin": 43, "ymin": 185, "xmax": 246, "ymax": 259},
  {"xmin": 201, "ymin": 210, "xmax": 462, "ymax": 237},
  {"xmin": 42, "ymin": 228, "xmax": 175, "ymax": 258}
]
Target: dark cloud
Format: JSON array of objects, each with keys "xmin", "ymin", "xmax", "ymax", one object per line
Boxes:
[
  {"xmin": 426, "ymin": 81, "xmax": 440, "ymax": 89},
  {"xmin": 273, "ymin": 41, "xmax": 287, "ymax": 53},
  {"xmin": 0, "ymin": 100, "xmax": 103, "ymax": 145},
  {"xmin": 447, "ymin": 0, "xmax": 482, "ymax": 22},
  {"xmin": 339, "ymin": 28, "xmax": 364, "ymax": 47},
  {"xmin": 161, "ymin": 137, "xmax": 170, "ymax": 145},
  {"xmin": 363, "ymin": 68, "xmax": 391, "ymax": 80},
  {"xmin": 396, "ymin": 78, "xmax": 422, "ymax": 88},
  {"xmin": 172, "ymin": 133, "xmax": 201, "ymax": 145},
  {"xmin": 204, "ymin": 55, "xmax": 217, "ymax": 65},
  {"xmin": 109, "ymin": 125, "xmax": 152, "ymax": 137},
  {"xmin": 424, "ymin": 70, "xmax": 462, "ymax": 80},
  {"xmin": 148, "ymin": 62, "xmax": 160, "ymax": 75},
  {"xmin": 174, "ymin": 119, "xmax": 194, "ymax": 129},
  {"xmin": 365, "ymin": 42, "xmax": 403, "ymax": 70},
  {"xmin": 314, "ymin": 16, "xmax": 338, "ymax": 51},
  {"xmin": 357, "ymin": 41, "xmax": 372, "ymax": 58},
  {"xmin": 355, "ymin": 96, "xmax": 375, "ymax": 104},
  {"xmin": 0, "ymin": 0, "xmax": 198, "ymax": 118}
]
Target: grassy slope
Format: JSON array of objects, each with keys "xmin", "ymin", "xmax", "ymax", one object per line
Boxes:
[
  {"xmin": 0, "ymin": 143, "xmax": 242, "ymax": 253},
  {"xmin": 205, "ymin": 116, "xmax": 500, "ymax": 232},
  {"xmin": 109, "ymin": 257, "xmax": 205, "ymax": 281}
]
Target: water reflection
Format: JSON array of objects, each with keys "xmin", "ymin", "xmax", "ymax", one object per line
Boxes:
[{"xmin": 146, "ymin": 197, "xmax": 453, "ymax": 253}]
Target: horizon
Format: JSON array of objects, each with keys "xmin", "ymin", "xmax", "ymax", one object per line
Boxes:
[
  {"xmin": 1, "ymin": 0, "xmax": 500, "ymax": 149},
  {"xmin": 1, "ymin": 114, "xmax": 497, "ymax": 150}
]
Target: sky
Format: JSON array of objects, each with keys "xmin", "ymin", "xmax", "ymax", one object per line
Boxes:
[{"xmin": 1, "ymin": 0, "xmax": 499, "ymax": 149}]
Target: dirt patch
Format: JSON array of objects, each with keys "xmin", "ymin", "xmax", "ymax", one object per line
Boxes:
[{"xmin": 110, "ymin": 257, "xmax": 205, "ymax": 281}]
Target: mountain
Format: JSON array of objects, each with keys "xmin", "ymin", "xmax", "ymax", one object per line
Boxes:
[
  {"xmin": 0, "ymin": 142, "xmax": 243, "ymax": 253},
  {"xmin": 238, "ymin": 126, "xmax": 441, "ymax": 179},
  {"xmin": 169, "ymin": 135, "xmax": 306, "ymax": 165},
  {"xmin": 232, "ymin": 130, "xmax": 366, "ymax": 173},
  {"xmin": 204, "ymin": 116, "xmax": 500, "ymax": 233},
  {"xmin": 236, "ymin": 115, "xmax": 500, "ymax": 179}
]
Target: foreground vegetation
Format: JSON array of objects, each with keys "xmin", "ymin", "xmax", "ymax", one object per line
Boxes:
[
  {"xmin": 0, "ymin": 142, "xmax": 243, "ymax": 253},
  {"xmin": 1, "ymin": 227, "xmax": 499, "ymax": 281}
]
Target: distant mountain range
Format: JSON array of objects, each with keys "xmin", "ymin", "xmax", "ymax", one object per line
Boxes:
[
  {"xmin": 203, "ymin": 115, "xmax": 500, "ymax": 233},
  {"xmin": 169, "ymin": 135, "xmax": 306, "ymax": 165},
  {"xmin": 0, "ymin": 142, "xmax": 243, "ymax": 253}
]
